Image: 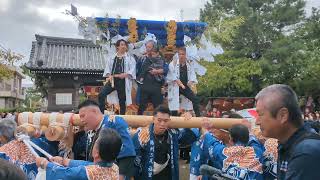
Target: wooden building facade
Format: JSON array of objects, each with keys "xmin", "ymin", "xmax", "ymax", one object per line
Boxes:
[{"xmin": 26, "ymin": 34, "xmax": 105, "ymax": 112}]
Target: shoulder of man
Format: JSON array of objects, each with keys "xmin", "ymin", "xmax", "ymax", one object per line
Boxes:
[
  {"xmin": 293, "ymin": 134, "xmax": 320, "ymax": 156},
  {"xmin": 103, "ymin": 115, "xmax": 128, "ymax": 128},
  {"xmin": 136, "ymin": 126, "xmax": 150, "ymax": 146}
]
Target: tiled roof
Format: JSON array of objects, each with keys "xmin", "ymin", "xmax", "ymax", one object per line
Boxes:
[{"xmin": 26, "ymin": 34, "xmax": 105, "ymax": 73}]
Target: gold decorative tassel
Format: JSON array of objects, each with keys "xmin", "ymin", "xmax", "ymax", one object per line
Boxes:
[
  {"xmin": 127, "ymin": 18, "xmax": 138, "ymax": 43},
  {"xmin": 166, "ymin": 20, "xmax": 177, "ymax": 51}
]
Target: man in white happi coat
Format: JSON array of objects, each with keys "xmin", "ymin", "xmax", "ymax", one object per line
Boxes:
[
  {"xmin": 99, "ymin": 39, "xmax": 136, "ymax": 114},
  {"xmin": 166, "ymin": 47, "xmax": 201, "ymax": 117}
]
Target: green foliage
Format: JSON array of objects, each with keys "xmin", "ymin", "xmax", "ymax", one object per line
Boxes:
[
  {"xmin": 22, "ymin": 87, "xmax": 42, "ymax": 111},
  {"xmin": 198, "ymin": 0, "xmax": 320, "ymax": 97},
  {"xmin": 0, "ymin": 64, "xmax": 13, "ymax": 80},
  {"xmin": 198, "ymin": 55, "xmax": 262, "ymax": 96},
  {"xmin": 0, "ymin": 49, "xmax": 24, "ymax": 80},
  {"xmin": 205, "ymin": 16, "xmax": 245, "ymax": 47},
  {"xmin": 34, "ymin": 74, "xmax": 49, "ymax": 98},
  {"xmin": 0, "ymin": 107, "xmax": 37, "ymax": 113}
]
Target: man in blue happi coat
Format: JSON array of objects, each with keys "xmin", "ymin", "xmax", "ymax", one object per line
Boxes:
[
  {"xmin": 77, "ymin": 100, "xmax": 136, "ymax": 180},
  {"xmin": 132, "ymin": 105, "xmax": 200, "ymax": 180},
  {"xmin": 36, "ymin": 128, "xmax": 121, "ymax": 180},
  {"xmin": 190, "ymin": 120, "xmax": 264, "ymax": 180}
]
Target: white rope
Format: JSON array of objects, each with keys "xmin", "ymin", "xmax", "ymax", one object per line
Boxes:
[
  {"xmin": 48, "ymin": 113, "xmax": 69, "ymax": 128},
  {"xmin": 62, "ymin": 113, "xmax": 72, "ymax": 138},
  {"xmin": 33, "ymin": 112, "xmax": 42, "ymax": 129},
  {"xmin": 21, "ymin": 112, "xmax": 29, "ymax": 124},
  {"xmin": 27, "ymin": 140, "xmax": 53, "ymax": 159},
  {"xmin": 17, "ymin": 134, "xmax": 53, "ymax": 159},
  {"xmin": 48, "ymin": 113, "xmax": 58, "ymax": 126}
]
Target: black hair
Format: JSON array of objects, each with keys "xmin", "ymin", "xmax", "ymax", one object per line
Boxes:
[
  {"xmin": 153, "ymin": 104, "xmax": 171, "ymax": 116},
  {"xmin": 178, "ymin": 46, "xmax": 187, "ymax": 52},
  {"xmin": 96, "ymin": 128, "xmax": 122, "ymax": 162},
  {"xmin": 78, "ymin": 100, "xmax": 99, "ymax": 109},
  {"xmin": 229, "ymin": 113, "xmax": 243, "ymax": 119},
  {"xmin": 229, "ymin": 124, "xmax": 249, "ymax": 145},
  {"xmin": 115, "ymin": 39, "xmax": 128, "ymax": 48}
]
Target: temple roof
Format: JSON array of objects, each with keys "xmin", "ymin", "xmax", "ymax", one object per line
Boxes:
[{"xmin": 26, "ymin": 34, "xmax": 105, "ymax": 74}]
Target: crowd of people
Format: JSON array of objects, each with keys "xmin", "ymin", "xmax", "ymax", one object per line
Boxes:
[{"xmin": 301, "ymin": 96, "xmax": 320, "ymax": 121}]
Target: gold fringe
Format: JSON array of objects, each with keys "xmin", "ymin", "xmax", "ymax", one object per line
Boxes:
[
  {"xmin": 166, "ymin": 20, "xmax": 177, "ymax": 51},
  {"xmin": 127, "ymin": 18, "xmax": 138, "ymax": 43}
]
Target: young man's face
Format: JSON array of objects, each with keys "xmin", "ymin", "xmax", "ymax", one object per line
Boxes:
[
  {"xmin": 79, "ymin": 107, "xmax": 99, "ymax": 131},
  {"xmin": 153, "ymin": 112, "xmax": 171, "ymax": 135},
  {"xmin": 255, "ymin": 99, "xmax": 283, "ymax": 139},
  {"xmin": 117, "ymin": 41, "xmax": 128, "ymax": 54}
]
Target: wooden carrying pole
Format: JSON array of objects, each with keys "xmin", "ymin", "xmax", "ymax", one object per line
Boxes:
[{"xmin": 17, "ymin": 112, "xmax": 247, "ymax": 141}]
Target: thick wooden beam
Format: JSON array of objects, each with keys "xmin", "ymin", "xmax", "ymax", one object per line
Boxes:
[{"xmin": 17, "ymin": 112, "xmax": 247, "ymax": 141}]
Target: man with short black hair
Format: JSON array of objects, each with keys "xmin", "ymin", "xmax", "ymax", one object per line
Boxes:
[
  {"xmin": 99, "ymin": 39, "xmax": 136, "ymax": 115},
  {"xmin": 167, "ymin": 47, "xmax": 201, "ymax": 117},
  {"xmin": 229, "ymin": 124, "xmax": 250, "ymax": 145},
  {"xmin": 255, "ymin": 84, "xmax": 320, "ymax": 180},
  {"xmin": 190, "ymin": 123, "xmax": 264, "ymax": 180},
  {"xmin": 133, "ymin": 105, "xmax": 200, "ymax": 180},
  {"xmin": 36, "ymin": 128, "xmax": 122, "ymax": 180},
  {"xmin": 77, "ymin": 100, "xmax": 136, "ymax": 180}
]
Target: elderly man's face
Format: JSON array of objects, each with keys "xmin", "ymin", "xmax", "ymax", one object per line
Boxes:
[
  {"xmin": 145, "ymin": 42, "xmax": 154, "ymax": 55},
  {"xmin": 255, "ymin": 99, "xmax": 283, "ymax": 139}
]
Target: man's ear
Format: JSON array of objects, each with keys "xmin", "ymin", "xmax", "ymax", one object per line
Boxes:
[
  {"xmin": 277, "ymin": 107, "xmax": 289, "ymax": 125},
  {"xmin": 92, "ymin": 144, "xmax": 100, "ymax": 160}
]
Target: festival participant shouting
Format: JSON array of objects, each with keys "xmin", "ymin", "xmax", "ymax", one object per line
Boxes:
[{"xmin": 36, "ymin": 128, "xmax": 121, "ymax": 180}]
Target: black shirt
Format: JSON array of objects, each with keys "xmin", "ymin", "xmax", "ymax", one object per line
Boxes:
[
  {"xmin": 153, "ymin": 131, "xmax": 172, "ymax": 180},
  {"xmin": 180, "ymin": 64, "xmax": 188, "ymax": 86},
  {"xmin": 111, "ymin": 56, "xmax": 124, "ymax": 75},
  {"xmin": 140, "ymin": 57, "xmax": 164, "ymax": 87}
]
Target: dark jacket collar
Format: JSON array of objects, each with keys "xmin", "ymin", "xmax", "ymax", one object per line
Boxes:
[{"xmin": 279, "ymin": 125, "xmax": 306, "ymax": 151}]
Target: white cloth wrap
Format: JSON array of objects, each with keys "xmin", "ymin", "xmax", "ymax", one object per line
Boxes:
[
  {"xmin": 153, "ymin": 154, "xmax": 170, "ymax": 175},
  {"xmin": 21, "ymin": 112, "xmax": 29, "ymax": 124},
  {"xmin": 33, "ymin": 112, "xmax": 42, "ymax": 128}
]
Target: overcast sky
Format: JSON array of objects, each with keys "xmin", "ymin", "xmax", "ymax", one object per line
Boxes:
[{"xmin": 0, "ymin": 0, "xmax": 319, "ymax": 66}]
